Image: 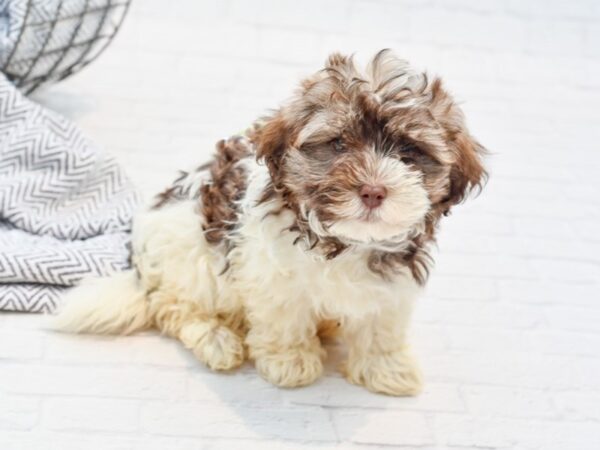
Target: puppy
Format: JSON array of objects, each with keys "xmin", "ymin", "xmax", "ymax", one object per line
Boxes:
[{"xmin": 53, "ymin": 50, "xmax": 486, "ymax": 396}]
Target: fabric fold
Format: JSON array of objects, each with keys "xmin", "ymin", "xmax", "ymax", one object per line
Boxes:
[{"xmin": 0, "ymin": 72, "xmax": 139, "ymax": 312}]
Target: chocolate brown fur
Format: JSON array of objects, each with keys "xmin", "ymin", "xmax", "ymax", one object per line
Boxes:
[
  {"xmin": 251, "ymin": 50, "xmax": 487, "ymax": 283},
  {"xmin": 157, "ymin": 50, "xmax": 486, "ymax": 284},
  {"xmin": 199, "ymin": 137, "xmax": 251, "ymax": 244},
  {"xmin": 154, "ymin": 136, "xmax": 251, "ymax": 246}
]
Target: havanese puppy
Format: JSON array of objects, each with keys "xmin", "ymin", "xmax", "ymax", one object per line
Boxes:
[{"xmin": 53, "ymin": 50, "xmax": 486, "ymax": 396}]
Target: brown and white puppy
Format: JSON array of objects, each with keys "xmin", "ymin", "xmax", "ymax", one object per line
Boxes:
[{"xmin": 53, "ymin": 50, "xmax": 486, "ymax": 396}]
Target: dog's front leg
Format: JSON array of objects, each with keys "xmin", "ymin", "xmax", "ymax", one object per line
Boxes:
[
  {"xmin": 343, "ymin": 307, "xmax": 422, "ymax": 396},
  {"xmin": 245, "ymin": 297, "xmax": 325, "ymax": 388},
  {"xmin": 149, "ymin": 290, "xmax": 245, "ymax": 371}
]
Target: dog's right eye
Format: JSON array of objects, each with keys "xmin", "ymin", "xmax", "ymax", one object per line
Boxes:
[{"xmin": 331, "ymin": 138, "xmax": 345, "ymax": 153}]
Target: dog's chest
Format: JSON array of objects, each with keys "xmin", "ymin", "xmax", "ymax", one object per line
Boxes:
[{"xmin": 228, "ymin": 207, "xmax": 419, "ymax": 318}]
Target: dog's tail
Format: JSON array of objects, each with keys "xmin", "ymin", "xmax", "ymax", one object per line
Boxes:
[{"xmin": 49, "ymin": 270, "xmax": 151, "ymax": 335}]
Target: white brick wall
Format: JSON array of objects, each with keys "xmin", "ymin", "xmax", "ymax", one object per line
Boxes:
[{"xmin": 2, "ymin": 0, "xmax": 599, "ymax": 448}]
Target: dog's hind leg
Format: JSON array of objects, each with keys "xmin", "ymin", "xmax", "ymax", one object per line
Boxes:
[{"xmin": 148, "ymin": 290, "xmax": 245, "ymax": 371}]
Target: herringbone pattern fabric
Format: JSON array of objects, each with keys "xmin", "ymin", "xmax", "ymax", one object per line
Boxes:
[{"xmin": 0, "ymin": 73, "xmax": 139, "ymax": 312}]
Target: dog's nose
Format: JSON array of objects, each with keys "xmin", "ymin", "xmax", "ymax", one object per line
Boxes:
[{"xmin": 359, "ymin": 185, "xmax": 387, "ymax": 209}]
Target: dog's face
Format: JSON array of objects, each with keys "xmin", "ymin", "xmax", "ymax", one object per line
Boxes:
[{"xmin": 255, "ymin": 50, "xmax": 485, "ymax": 246}]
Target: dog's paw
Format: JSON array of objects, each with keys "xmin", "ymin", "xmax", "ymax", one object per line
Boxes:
[
  {"xmin": 255, "ymin": 347, "xmax": 324, "ymax": 388},
  {"xmin": 179, "ymin": 320, "xmax": 245, "ymax": 371},
  {"xmin": 344, "ymin": 349, "xmax": 422, "ymax": 396}
]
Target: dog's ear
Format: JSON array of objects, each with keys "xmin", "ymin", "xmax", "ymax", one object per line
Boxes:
[
  {"xmin": 253, "ymin": 112, "xmax": 291, "ymax": 179},
  {"xmin": 444, "ymin": 131, "xmax": 487, "ymax": 209},
  {"xmin": 429, "ymin": 78, "xmax": 487, "ymax": 211}
]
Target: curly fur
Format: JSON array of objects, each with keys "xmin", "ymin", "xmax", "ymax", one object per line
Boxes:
[{"xmin": 51, "ymin": 50, "xmax": 486, "ymax": 396}]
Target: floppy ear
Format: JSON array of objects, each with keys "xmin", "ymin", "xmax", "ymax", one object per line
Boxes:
[
  {"xmin": 252, "ymin": 112, "xmax": 291, "ymax": 179},
  {"xmin": 444, "ymin": 131, "xmax": 487, "ymax": 209},
  {"xmin": 428, "ymin": 78, "xmax": 487, "ymax": 212}
]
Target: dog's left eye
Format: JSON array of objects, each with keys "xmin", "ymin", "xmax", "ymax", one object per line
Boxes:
[
  {"xmin": 398, "ymin": 143, "xmax": 420, "ymax": 163},
  {"xmin": 400, "ymin": 143, "xmax": 420, "ymax": 154},
  {"xmin": 331, "ymin": 138, "xmax": 345, "ymax": 153},
  {"xmin": 398, "ymin": 144, "xmax": 421, "ymax": 157}
]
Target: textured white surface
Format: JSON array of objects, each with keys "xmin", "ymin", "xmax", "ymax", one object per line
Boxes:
[{"xmin": 2, "ymin": 0, "xmax": 600, "ymax": 448}]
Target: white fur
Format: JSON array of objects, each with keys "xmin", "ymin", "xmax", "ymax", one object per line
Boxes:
[
  {"xmin": 52, "ymin": 158, "xmax": 423, "ymax": 395},
  {"xmin": 50, "ymin": 271, "xmax": 149, "ymax": 335},
  {"xmin": 309, "ymin": 151, "xmax": 431, "ymax": 245}
]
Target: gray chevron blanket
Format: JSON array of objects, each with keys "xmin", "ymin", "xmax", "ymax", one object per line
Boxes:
[{"xmin": 0, "ymin": 73, "xmax": 139, "ymax": 312}]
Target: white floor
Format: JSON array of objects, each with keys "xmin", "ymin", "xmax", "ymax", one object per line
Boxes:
[{"xmin": 2, "ymin": 0, "xmax": 600, "ymax": 449}]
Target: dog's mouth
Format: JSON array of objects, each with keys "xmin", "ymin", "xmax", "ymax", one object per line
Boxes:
[
  {"xmin": 356, "ymin": 204, "xmax": 392, "ymax": 225},
  {"xmin": 361, "ymin": 210, "xmax": 382, "ymax": 223},
  {"xmin": 305, "ymin": 193, "xmax": 427, "ymax": 245},
  {"xmin": 322, "ymin": 216, "xmax": 409, "ymax": 245},
  {"xmin": 359, "ymin": 217, "xmax": 386, "ymax": 230}
]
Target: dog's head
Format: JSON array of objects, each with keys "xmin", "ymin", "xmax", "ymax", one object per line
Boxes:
[{"xmin": 253, "ymin": 50, "xmax": 486, "ymax": 248}]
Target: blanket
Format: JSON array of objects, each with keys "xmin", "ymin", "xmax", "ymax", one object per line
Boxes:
[{"xmin": 0, "ymin": 72, "xmax": 139, "ymax": 312}]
